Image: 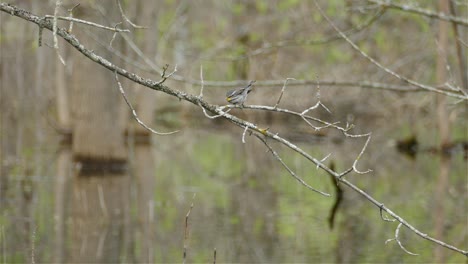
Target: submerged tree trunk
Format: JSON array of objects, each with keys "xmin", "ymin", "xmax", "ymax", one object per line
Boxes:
[
  {"xmin": 67, "ymin": 2, "xmax": 129, "ymax": 262},
  {"xmin": 433, "ymin": 0, "xmax": 451, "ymax": 262},
  {"xmin": 54, "ymin": 34, "xmax": 70, "ymax": 263}
]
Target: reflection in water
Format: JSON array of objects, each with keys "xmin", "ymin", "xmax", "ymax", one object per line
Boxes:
[{"xmin": 1, "ymin": 129, "xmax": 466, "ymax": 263}]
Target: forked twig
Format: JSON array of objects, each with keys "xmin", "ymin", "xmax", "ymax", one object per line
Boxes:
[
  {"xmin": 256, "ymin": 134, "xmax": 330, "ymax": 197},
  {"xmin": 114, "ymin": 71, "xmax": 179, "ymax": 135},
  {"xmin": 385, "ymin": 223, "xmax": 419, "ymax": 256},
  {"xmin": 350, "ymin": 133, "xmax": 373, "ymax": 175},
  {"xmin": 116, "ymin": 0, "xmax": 148, "ymax": 29},
  {"xmin": 379, "ymin": 204, "xmax": 396, "ymax": 222},
  {"xmin": 157, "ymin": 64, "xmax": 178, "ymax": 85},
  {"xmin": 274, "ymin": 78, "xmax": 295, "ymax": 108}
]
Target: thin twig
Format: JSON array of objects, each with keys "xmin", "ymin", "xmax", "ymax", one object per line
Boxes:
[
  {"xmin": 213, "ymin": 248, "xmax": 216, "ymax": 264},
  {"xmin": 114, "ymin": 71, "xmax": 179, "ymax": 135},
  {"xmin": 67, "ymin": 3, "xmax": 79, "ymax": 33},
  {"xmin": 256, "ymin": 134, "xmax": 330, "ymax": 197},
  {"xmin": 199, "ymin": 103, "xmax": 229, "ymax": 119},
  {"xmin": 317, "ymin": 153, "xmax": 331, "ymax": 169},
  {"xmin": 53, "ymin": 0, "xmax": 66, "ymax": 65},
  {"xmin": 242, "ymin": 126, "xmax": 249, "ymax": 143},
  {"xmin": 45, "ymin": 15, "xmax": 130, "ymax": 32},
  {"xmin": 315, "ymin": 76, "xmax": 331, "ymax": 113},
  {"xmin": 351, "ymin": 133, "xmax": 373, "ymax": 175},
  {"xmin": 183, "ymin": 193, "xmax": 196, "ymax": 264},
  {"xmin": 368, "ymin": 0, "xmax": 468, "ymax": 27},
  {"xmin": 1, "ymin": 225, "xmax": 5, "ymax": 264},
  {"xmin": 37, "ymin": 25, "xmax": 43, "ymax": 47},
  {"xmin": 449, "ymin": 0, "xmax": 468, "ymax": 90},
  {"xmin": 97, "ymin": 184, "xmax": 108, "ymax": 218},
  {"xmin": 31, "ymin": 225, "xmax": 36, "ymax": 264},
  {"xmin": 109, "ymin": 23, "xmax": 122, "ymax": 48},
  {"xmin": 218, "ymin": 7, "xmax": 387, "ymax": 59},
  {"xmin": 199, "ymin": 65, "xmax": 204, "ymax": 98},
  {"xmin": 274, "ymin": 78, "xmax": 295, "ymax": 108},
  {"xmin": 116, "ymin": 0, "xmax": 148, "ymax": 29}
]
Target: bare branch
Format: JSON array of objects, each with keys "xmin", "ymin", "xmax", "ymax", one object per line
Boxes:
[
  {"xmin": 86, "ymin": 25, "xmax": 447, "ymax": 95},
  {"xmin": 369, "ymin": 0, "xmax": 468, "ymax": 27},
  {"xmin": 45, "ymin": 15, "xmax": 130, "ymax": 32},
  {"xmin": 339, "ymin": 176, "xmax": 467, "ymax": 256},
  {"xmin": 314, "ymin": 1, "xmax": 467, "ymax": 100},
  {"xmin": 58, "ymin": 27, "xmax": 440, "ymax": 94},
  {"xmin": 385, "ymin": 223, "xmax": 419, "ymax": 256},
  {"xmin": 224, "ymin": 7, "xmax": 387, "ymax": 59}
]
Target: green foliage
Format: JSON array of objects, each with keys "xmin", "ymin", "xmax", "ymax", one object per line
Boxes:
[
  {"xmin": 277, "ymin": 0, "xmax": 300, "ymax": 11},
  {"xmin": 255, "ymin": 0, "xmax": 268, "ymax": 14},
  {"xmin": 405, "ymin": 13, "xmax": 430, "ymax": 33},
  {"xmin": 253, "ymin": 217, "xmax": 264, "ymax": 234},
  {"xmin": 325, "ymin": 0, "xmax": 345, "ymax": 18},
  {"xmin": 373, "ymin": 29, "xmax": 389, "ymax": 52},
  {"xmin": 192, "ymin": 136, "xmax": 244, "ymax": 179},
  {"xmin": 327, "ymin": 45, "xmax": 352, "ymax": 64},
  {"xmin": 230, "ymin": 215, "xmax": 240, "ymax": 225},
  {"xmin": 231, "ymin": 3, "xmax": 245, "ymax": 16},
  {"xmin": 278, "ymin": 20, "xmax": 291, "ymax": 35}
]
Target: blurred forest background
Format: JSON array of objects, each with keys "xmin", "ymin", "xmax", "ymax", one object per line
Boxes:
[{"xmin": 0, "ymin": 0, "xmax": 467, "ymax": 263}]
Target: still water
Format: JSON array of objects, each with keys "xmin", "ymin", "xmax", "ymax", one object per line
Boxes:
[{"xmin": 1, "ymin": 127, "xmax": 466, "ymax": 263}]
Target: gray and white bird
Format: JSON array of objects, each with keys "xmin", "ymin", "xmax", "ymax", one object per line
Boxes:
[{"xmin": 225, "ymin": 80, "xmax": 256, "ymax": 106}]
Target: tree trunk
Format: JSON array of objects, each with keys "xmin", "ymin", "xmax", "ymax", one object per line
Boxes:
[
  {"xmin": 68, "ymin": 2, "xmax": 129, "ymax": 262},
  {"xmin": 433, "ymin": 0, "xmax": 451, "ymax": 262},
  {"xmin": 53, "ymin": 32, "xmax": 70, "ymax": 263}
]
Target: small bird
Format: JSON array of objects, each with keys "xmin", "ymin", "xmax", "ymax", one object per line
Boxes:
[{"xmin": 226, "ymin": 80, "xmax": 256, "ymax": 106}]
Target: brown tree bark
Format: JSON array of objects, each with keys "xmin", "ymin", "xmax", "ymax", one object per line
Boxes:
[
  {"xmin": 53, "ymin": 35, "xmax": 69, "ymax": 263},
  {"xmin": 433, "ymin": 0, "xmax": 451, "ymax": 262},
  {"xmin": 67, "ymin": 2, "xmax": 129, "ymax": 262}
]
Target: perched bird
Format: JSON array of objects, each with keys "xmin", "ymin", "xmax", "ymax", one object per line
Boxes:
[{"xmin": 226, "ymin": 80, "xmax": 256, "ymax": 106}]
